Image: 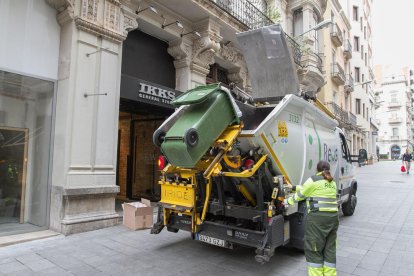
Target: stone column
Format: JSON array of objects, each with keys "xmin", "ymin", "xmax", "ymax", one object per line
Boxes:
[
  {"xmin": 167, "ymin": 19, "xmax": 222, "ymax": 91},
  {"xmin": 47, "ymin": 0, "xmax": 136, "ymax": 234},
  {"xmin": 168, "ymin": 39, "xmax": 193, "ymax": 92},
  {"xmin": 190, "ymin": 19, "xmax": 222, "ymax": 88}
]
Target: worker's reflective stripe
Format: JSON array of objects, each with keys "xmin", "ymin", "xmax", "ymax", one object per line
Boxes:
[
  {"xmin": 323, "ymin": 266, "xmax": 337, "ymax": 276},
  {"xmin": 310, "ymin": 203, "xmax": 338, "ymax": 212},
  {"xmin": 307, "ymin": 262, "xmax": 323, "ymax": 268},
  {"xmin": 314, "ymin": 203, "xmax": 338, "ymax": 208},
  {"xmin": 311, "ymin": 175, "xmax": 324, "ymax": 182},
  {"xmin": 323, "ymin": 262, "xmax": 336, "ymax": 268},
  {"xmin": 296, "ymin": 190, "xmax": 305, "ymax": 199},
  {"xmin": 308, "ymin": 197, "xmax": 337, "ymax": 203}
]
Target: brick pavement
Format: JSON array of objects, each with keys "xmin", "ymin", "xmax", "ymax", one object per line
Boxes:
[{"xmin": 0, "ymin": 161, "xmax": 412, "ymax": 275}]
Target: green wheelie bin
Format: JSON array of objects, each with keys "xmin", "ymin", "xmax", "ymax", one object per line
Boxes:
[{"xmin": 160, "ymin": 84, "xmax": 240, "ymax": 168}]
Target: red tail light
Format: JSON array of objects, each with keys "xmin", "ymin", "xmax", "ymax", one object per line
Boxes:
[
  {"xmin": 244, "ymin": 159, "xmax": 255, "ymax": 169},
  {"xmin": 158, "ymin": 155, "xmax": 167, "ymax": 170}
]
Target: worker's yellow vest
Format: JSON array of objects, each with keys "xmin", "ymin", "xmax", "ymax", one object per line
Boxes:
[{"xmin": 288, "ymin": 173, "xmax": 338, "ymax": 212}]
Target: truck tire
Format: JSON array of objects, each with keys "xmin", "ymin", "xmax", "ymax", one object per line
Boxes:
[
  {"xmin": 167, "ymin": 226, "xmax": 179, "ymax": 233},
  {"xmin": 342, "ymin": 188, "xmax": 357, "ymax": 216}
]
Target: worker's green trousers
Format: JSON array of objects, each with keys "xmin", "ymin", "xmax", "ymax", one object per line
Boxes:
[{"xmin": 304, "ymin": 211, "xmax": 339, "ymax": 276}]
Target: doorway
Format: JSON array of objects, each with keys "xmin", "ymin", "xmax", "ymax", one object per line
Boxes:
[
  {"xmin": 130, "ymin": 117, "xmax": 164, "ymax": 201},
  {"xmin": 0, "ymin": 127, "xmax": 28, "ymax": 225}
]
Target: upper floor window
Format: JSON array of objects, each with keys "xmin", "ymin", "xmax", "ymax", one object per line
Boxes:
[
  {"xmin": 355, "ymin": 67, "xmax": 361, "ymax": 82},
  {"xmin": 207, "ymin": 63, "xmax": 229, "ymax": 86},
  {"xmin": 392, "ymin": 128, "xmax": 399, "ymax": 136},
  {"xmin": 354, "ymin": 36, "xmax": 360, "ymax": 51},
  {"xmin": 356, "ymin": 99, "xmax": 361, "ymax": 114},
  {"xmin": 353, "ymin": 6, "xmax": 359, "ymax": 21},
  {"xmin": 293, "ymin": 9, "xmax": 303, "ymax": 37},
  {"xmin": 363, "ymin": 103, "xmax": 365, "ymax": 118}
]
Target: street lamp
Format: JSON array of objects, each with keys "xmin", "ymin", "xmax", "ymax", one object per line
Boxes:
[
  {"xmin": 294, "ymin": 19, "xmax": 333, "ymax": 38},
  {"xmin": 355, "ymin": 80, "xmax": 372, "ymax": 86}
]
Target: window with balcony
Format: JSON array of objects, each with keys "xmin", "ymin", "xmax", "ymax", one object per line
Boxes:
[
  {"xmin": 353, "ymin": 6, "xmax": 358, "ymax": 21},
  {"xmin": 356, "ymin": 98, "xmax": 361, "ymax": 114},
  {"xmin": 354, "ymin": 36, "xmax": 360, "ymax": 51}
]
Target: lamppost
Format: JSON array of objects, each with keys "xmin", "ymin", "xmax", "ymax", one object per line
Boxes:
[{"xmin": 294, "ymin": 19, "xmax": 333, "ymax": 38}]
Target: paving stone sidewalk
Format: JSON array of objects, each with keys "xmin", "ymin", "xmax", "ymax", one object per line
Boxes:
[{"xmin": 0, "ymin": 161, "xmax": 412, "ymax": 275}]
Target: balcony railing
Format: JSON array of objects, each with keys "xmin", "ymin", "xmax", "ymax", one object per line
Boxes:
[
  {"xmin": 330, "ymin": 23, "xmax": 343, "ymax": 47},
  {"xmin": 210, "ymin": 0, "xmax": 273, "ymax": 30},
  {"xmin": 343, "ymin": 40, "xmax": 352, "ymax": 59},
  {"xmin": 344, "ymin": 74, "xmax": 354, "ymax": 92},
  {"xmin": 285, "ymin": 34, "xmax": 302, "ymax": 66},
  {"xmin": 349, "ymin": 112, "xmax": 357, "ymax": 126},
  {"xmin": 390, "ymin": 135, "xmax": 400, "ymax": 141},
  {"xmin": 326, "ymin": 102, "xmax": 349, "ymax": 125},
  {"xmin": 331, "ymin": 63, "xmax": 345, "ymax": 85}
]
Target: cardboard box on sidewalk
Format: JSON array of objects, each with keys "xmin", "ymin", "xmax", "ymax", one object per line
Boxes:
[{"xmin": 122, "ymin": 198, "xmax": 153, "ymax": 230}]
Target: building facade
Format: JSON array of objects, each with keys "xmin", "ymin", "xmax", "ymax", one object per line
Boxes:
[
  {"xmin": 0, "ymin": 0, "xmax": 60, "ymax": 236},
  {"xmin": 340, "ymin": 0, "xmax": 376, "ymax": 157},
  {"xmin": 317, "ymin": 0, "xmax": 357, "ymax": 151},
  {"xmin": 374, "ymin": 66, "xmax": 414, "ymax": 160}
]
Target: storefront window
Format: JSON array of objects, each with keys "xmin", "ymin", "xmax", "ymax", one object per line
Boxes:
[{"xmin": 0, "ymin": 70, "xmax": 54, "ymax": 235}]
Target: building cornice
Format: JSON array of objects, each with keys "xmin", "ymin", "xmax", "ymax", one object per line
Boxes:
[{"xmin": 75, "ymin": 17, "xmax": 126, "ymax": 43}]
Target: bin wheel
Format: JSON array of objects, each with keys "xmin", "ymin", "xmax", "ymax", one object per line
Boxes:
[
  {"xmin": 153, "ymin": 129, "xmax": 166, "ymax": 147},
  {"xmin": 184, "ymin": 128, "xmax": 199, "ymax": 148}
]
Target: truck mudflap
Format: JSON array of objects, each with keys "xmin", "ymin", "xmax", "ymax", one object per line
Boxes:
[{"xmin": 195, "ymin": 215, "xmax": 285, "ymax": 262}]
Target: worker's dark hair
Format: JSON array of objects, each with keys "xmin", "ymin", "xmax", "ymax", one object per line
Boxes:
[{"xmin": 316, "ymin": 160, "xmax": 333, "ymax": 182}]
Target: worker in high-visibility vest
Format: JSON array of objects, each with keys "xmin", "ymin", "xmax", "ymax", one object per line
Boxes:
[{"xmin": 287, "ymin": 160, "xmax": 339, "ymax": 276}]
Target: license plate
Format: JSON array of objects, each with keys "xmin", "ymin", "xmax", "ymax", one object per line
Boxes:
[{"xmin": 198, "ymin": 234, "xmax": 226, "ymax": 247}]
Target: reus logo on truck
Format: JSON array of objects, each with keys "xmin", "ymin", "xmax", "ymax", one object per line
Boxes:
[{"xmin": 323, "ymin": 143, "xmax": 338, "ymax": 162}]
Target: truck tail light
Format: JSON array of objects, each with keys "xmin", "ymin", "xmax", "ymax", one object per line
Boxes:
[
  {"xmin": 158, "ymin": 155, "xmax": 167, "ymax": 170},
  {"xmin": 244, "ymin": 159, "xmax": 255, "ymax": 169}
]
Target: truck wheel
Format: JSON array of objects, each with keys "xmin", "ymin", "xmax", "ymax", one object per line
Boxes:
[
  {"xmin": 167, "ymin": 226, "xmax": 179, "ymax": 233},
  {"xmin": 342, "ymin": 188, "xmax": 357, "ymax": 216},
  {"xmin": 184, "ymin": 128, "xmax": 199, "ymax": 148}
]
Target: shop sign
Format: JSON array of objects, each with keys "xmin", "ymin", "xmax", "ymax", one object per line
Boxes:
[{"xmin": 121, "ymin": 75, "xmax": 181, "ymax": 108}]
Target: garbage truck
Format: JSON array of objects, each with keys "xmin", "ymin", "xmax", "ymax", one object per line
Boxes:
[{"xmin": 150, "ymin": 24, "xmax": 361, "ymax": 263}]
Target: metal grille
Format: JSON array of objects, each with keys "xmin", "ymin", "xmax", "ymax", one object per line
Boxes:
[
  {"xmin": 211, "ymin": 0, "xmax": 273, "ymax": 29},
  {"xmin": 285, "ymin": 34, "xmax": 302, "ymax": 66},
  {"xmin": 326, "ymin": 102, "xmax": 349, "ymax": 125}
]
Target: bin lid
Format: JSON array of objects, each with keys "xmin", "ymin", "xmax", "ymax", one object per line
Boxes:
[{"xmin": 172, "ymin": 83, "xmax": 220, "ymax": 106}]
